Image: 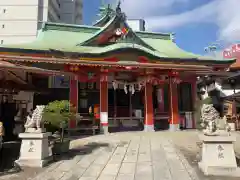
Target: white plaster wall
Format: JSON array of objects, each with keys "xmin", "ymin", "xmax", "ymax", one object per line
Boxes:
[
  {"xmin": 205, "ymin": 82, "xmax": 240, "ymax": 98},
  {"xmin": 220, "ymin": 89, "xmax": 240, "ymax": 96},
  {"xmin": 0, "ymin": 0, "xmax": 39, "ymax": 6},
  {"xmin": 0, "ymin": 0, "xmax": 82, "ymax": 45},
  {"xmin": 0, "ymin": 0, "xmax": 39, "ymax": 44},
  {"xmin": 0, "ymin": 21, "xmax": 38, "ymax": 36},
  {"xmin": 215, "ymin": 83, "xmax": 240, "ymax": 97},
  {"xmin": 0, "ymin": 6, "xmax": 38, "ymax": 20},
  {"xmin": 0, "ymin": 0, "xmax": 60, "ymax": 45}
]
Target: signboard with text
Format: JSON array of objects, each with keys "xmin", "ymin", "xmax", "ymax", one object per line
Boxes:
[
  {"xmin": 223, "ymin": 44, "xmax": 240, "ymax": 58},
  {"xmin": 48, "ymin": 76, "xmax": 70, "ymax": 89}
]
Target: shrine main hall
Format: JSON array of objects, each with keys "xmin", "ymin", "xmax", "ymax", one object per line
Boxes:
[{"xmin": 0, "ymin": 4, "xmax": 235, "ymax": 133}]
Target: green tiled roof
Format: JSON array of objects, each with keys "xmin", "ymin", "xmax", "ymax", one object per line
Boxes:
[
  {"xmin": 141, "ymin": 37, "xmax": 197, "ymax": 59},
  {"xmin": 0, "ymin": 21, "xmax": 235, "ymax": 64}
]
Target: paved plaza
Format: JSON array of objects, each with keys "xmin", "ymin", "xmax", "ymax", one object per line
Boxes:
[
  {"xmin": 1, "ymin": 131, "xmax": 240, "ymax": 180},
  {"xmin": 34, "ymin": 132, "xmax": 199, "ymax": 180}
]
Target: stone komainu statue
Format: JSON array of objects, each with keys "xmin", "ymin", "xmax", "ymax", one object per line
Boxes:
[
  {"xmin": 24, "ymin": 105, "xmax": 45, "ymax": 133},
  {"xmin": 201, "ymin": 104, "xmax": 219, "ymax": 134},
  {"xmin": 201, "ymin": 104, "xmax": 231, "ymax": 135}
]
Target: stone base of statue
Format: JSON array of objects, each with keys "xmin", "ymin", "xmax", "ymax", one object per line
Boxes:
[
  {"xmin": 198, "ymin": 134, "xmax": 240, "ymax": 177},
  {"xmin": 15, "ymin": 132, "xmax": 52, "ymax": 168},
  {"xmin": 228, "ymin": 123, "xmax": 236, "ymax": 131},
  {"xmin": 25, "ymin": 128, "xmax": 46, "ymax": 133}
]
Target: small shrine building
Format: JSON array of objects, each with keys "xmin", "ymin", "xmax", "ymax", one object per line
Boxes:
[{"xmin": 0, "ymin": 4, "xmax": 235, "ymax": 133}]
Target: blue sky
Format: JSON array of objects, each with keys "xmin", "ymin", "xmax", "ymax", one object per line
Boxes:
[{"xmin": 83, "ymin": 0, "xmax": 240, "ymax": 55}]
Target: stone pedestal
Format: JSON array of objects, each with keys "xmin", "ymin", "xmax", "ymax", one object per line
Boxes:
[
  {"xmin": 228, "ymin": 123, "xmax": 236, "ymax": 131},
  {"xmin": 100, "ymin": 126, "xmax": 109, "ymax": 135},
  {"xmin": 169, "ymin": 124, "xmax": 180, "ymax": 131},
  {"xmin": 198, "ymin": 134, "xmax": 240, "ymax": 177},
  {"xmin": 15, "ymin": 132, "xmax": 52, "ymax": 168},
  {"xmin": 144, "ymin": 124, "xmax": 155, "ymax": 132}
]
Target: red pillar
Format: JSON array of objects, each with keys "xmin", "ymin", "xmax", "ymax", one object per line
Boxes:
[
  {"xmin": 169, "ymin": 77, "xmax": 179, "ymax": 131},
  {"xmin": 69, "ymin": 76, "xmax": 78, "ymax": 128},
  {"xmin": 100, "ymin": 73, "xmax": 108, "ymax": 134},
  {"xmin": 144, "ymin": 82, "xmax": 154, "ymax": 131}
]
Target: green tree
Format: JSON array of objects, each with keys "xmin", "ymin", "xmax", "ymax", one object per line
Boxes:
[{"xmin": 43, "ymin": 100, "xmax": 75, "ymax": 142}]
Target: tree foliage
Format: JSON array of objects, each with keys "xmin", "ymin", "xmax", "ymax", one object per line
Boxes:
[{"xmin": 43, "ymin": 100, "xmax": 75, "ymax": 129}]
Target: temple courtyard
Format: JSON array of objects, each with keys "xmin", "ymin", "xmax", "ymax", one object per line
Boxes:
[{"xmin": 1, "ymin": 131, "xmax": 240, "ymax": 180}]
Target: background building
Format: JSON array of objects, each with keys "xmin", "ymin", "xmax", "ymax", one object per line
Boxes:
[
  {"xmin": 199, "ymin": 43, "xmax": 240, "ymax": 101},
  {"xmin": 0, "ymin": 0, "xmax": 83, "ymax": 45},
  {"xmin": 127, "ymin": 19, "xmax": 145, "ymax": 31},
  {"xmin": 60, "ymin": 0, "xmax": 82, "ymax": 25}
]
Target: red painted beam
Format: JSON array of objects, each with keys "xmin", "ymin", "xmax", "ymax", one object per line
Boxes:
[{"xmin": 138, "ymin": 56, "xmax": 149, "ymax": 63}]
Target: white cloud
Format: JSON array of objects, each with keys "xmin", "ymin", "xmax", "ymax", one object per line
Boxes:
[
  {"xmin": 120, "ymin": 0, "xmax": 190, "ymax": 17},
  {"xmin": 216, "ymin": 0, "xmax": 240, "ymax": 42},
  {"xmin": 108, "ymin": 0, "xmax": 190, "ymax": 17},
  {"xmin": 144, "ymin": 1, "xmax": 218, "ymax": 30},
  {"xmin": 109, "ymin": 0, "xmax": 240, "ymax": 43}
]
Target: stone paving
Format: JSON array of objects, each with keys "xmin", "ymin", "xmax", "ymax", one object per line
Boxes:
[
  {"xmin": 29, "ymin": 132, "xmax": 199, "ymax": 180},
  {"xmin": 1, "ymin": 131, "xmax": 240, "ymax": 180}
]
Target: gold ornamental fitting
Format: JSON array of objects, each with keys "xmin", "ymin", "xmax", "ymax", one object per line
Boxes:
[{"xmin": 0, "ymin": 122, "xmax": 4, "ymax": 136}]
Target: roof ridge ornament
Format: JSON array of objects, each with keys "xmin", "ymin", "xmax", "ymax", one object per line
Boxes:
[
  {"xmin": 97, "ymin": 2, "xmax": 114, "ymax": 18},
  {"xmin": 116, "ymin": 0, "xmax": 121, "ymax": 13},
  {"xmin": 106, "ymin": 4, "xmax": 112, "ymax": 16},
  {"xmin": 115, "ymin": 0, "xmax": 126, "ymax": 21}
]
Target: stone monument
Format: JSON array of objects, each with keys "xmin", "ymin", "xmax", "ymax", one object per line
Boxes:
[
  {"xmin": 15, "ymin": 105, "xmax": 52, "ymax": 168},
  {"xmin": 198, "ymin": 104, "xmax": 240, "ymax": 177}
]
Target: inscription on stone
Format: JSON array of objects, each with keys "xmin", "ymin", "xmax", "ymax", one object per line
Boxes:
[
  {"xmin": 28, "ymin": 141, "xmax": 35, "ymax": 152},
  {"xmin": 217, "ymin": 145, "xmax": 224, "ymax": 159}
]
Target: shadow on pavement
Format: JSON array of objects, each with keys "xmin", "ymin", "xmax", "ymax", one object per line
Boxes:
[
  {"xmin": 0, "ymin": 140, "xmax": 111, "ymax": 179},
  {"xmin": 52, "ymin": 142, "xmax": 111, "ymax": 162},
  {"xmin": 0, "ymin": 141, "xmax": 22, "ymax": 175}
]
